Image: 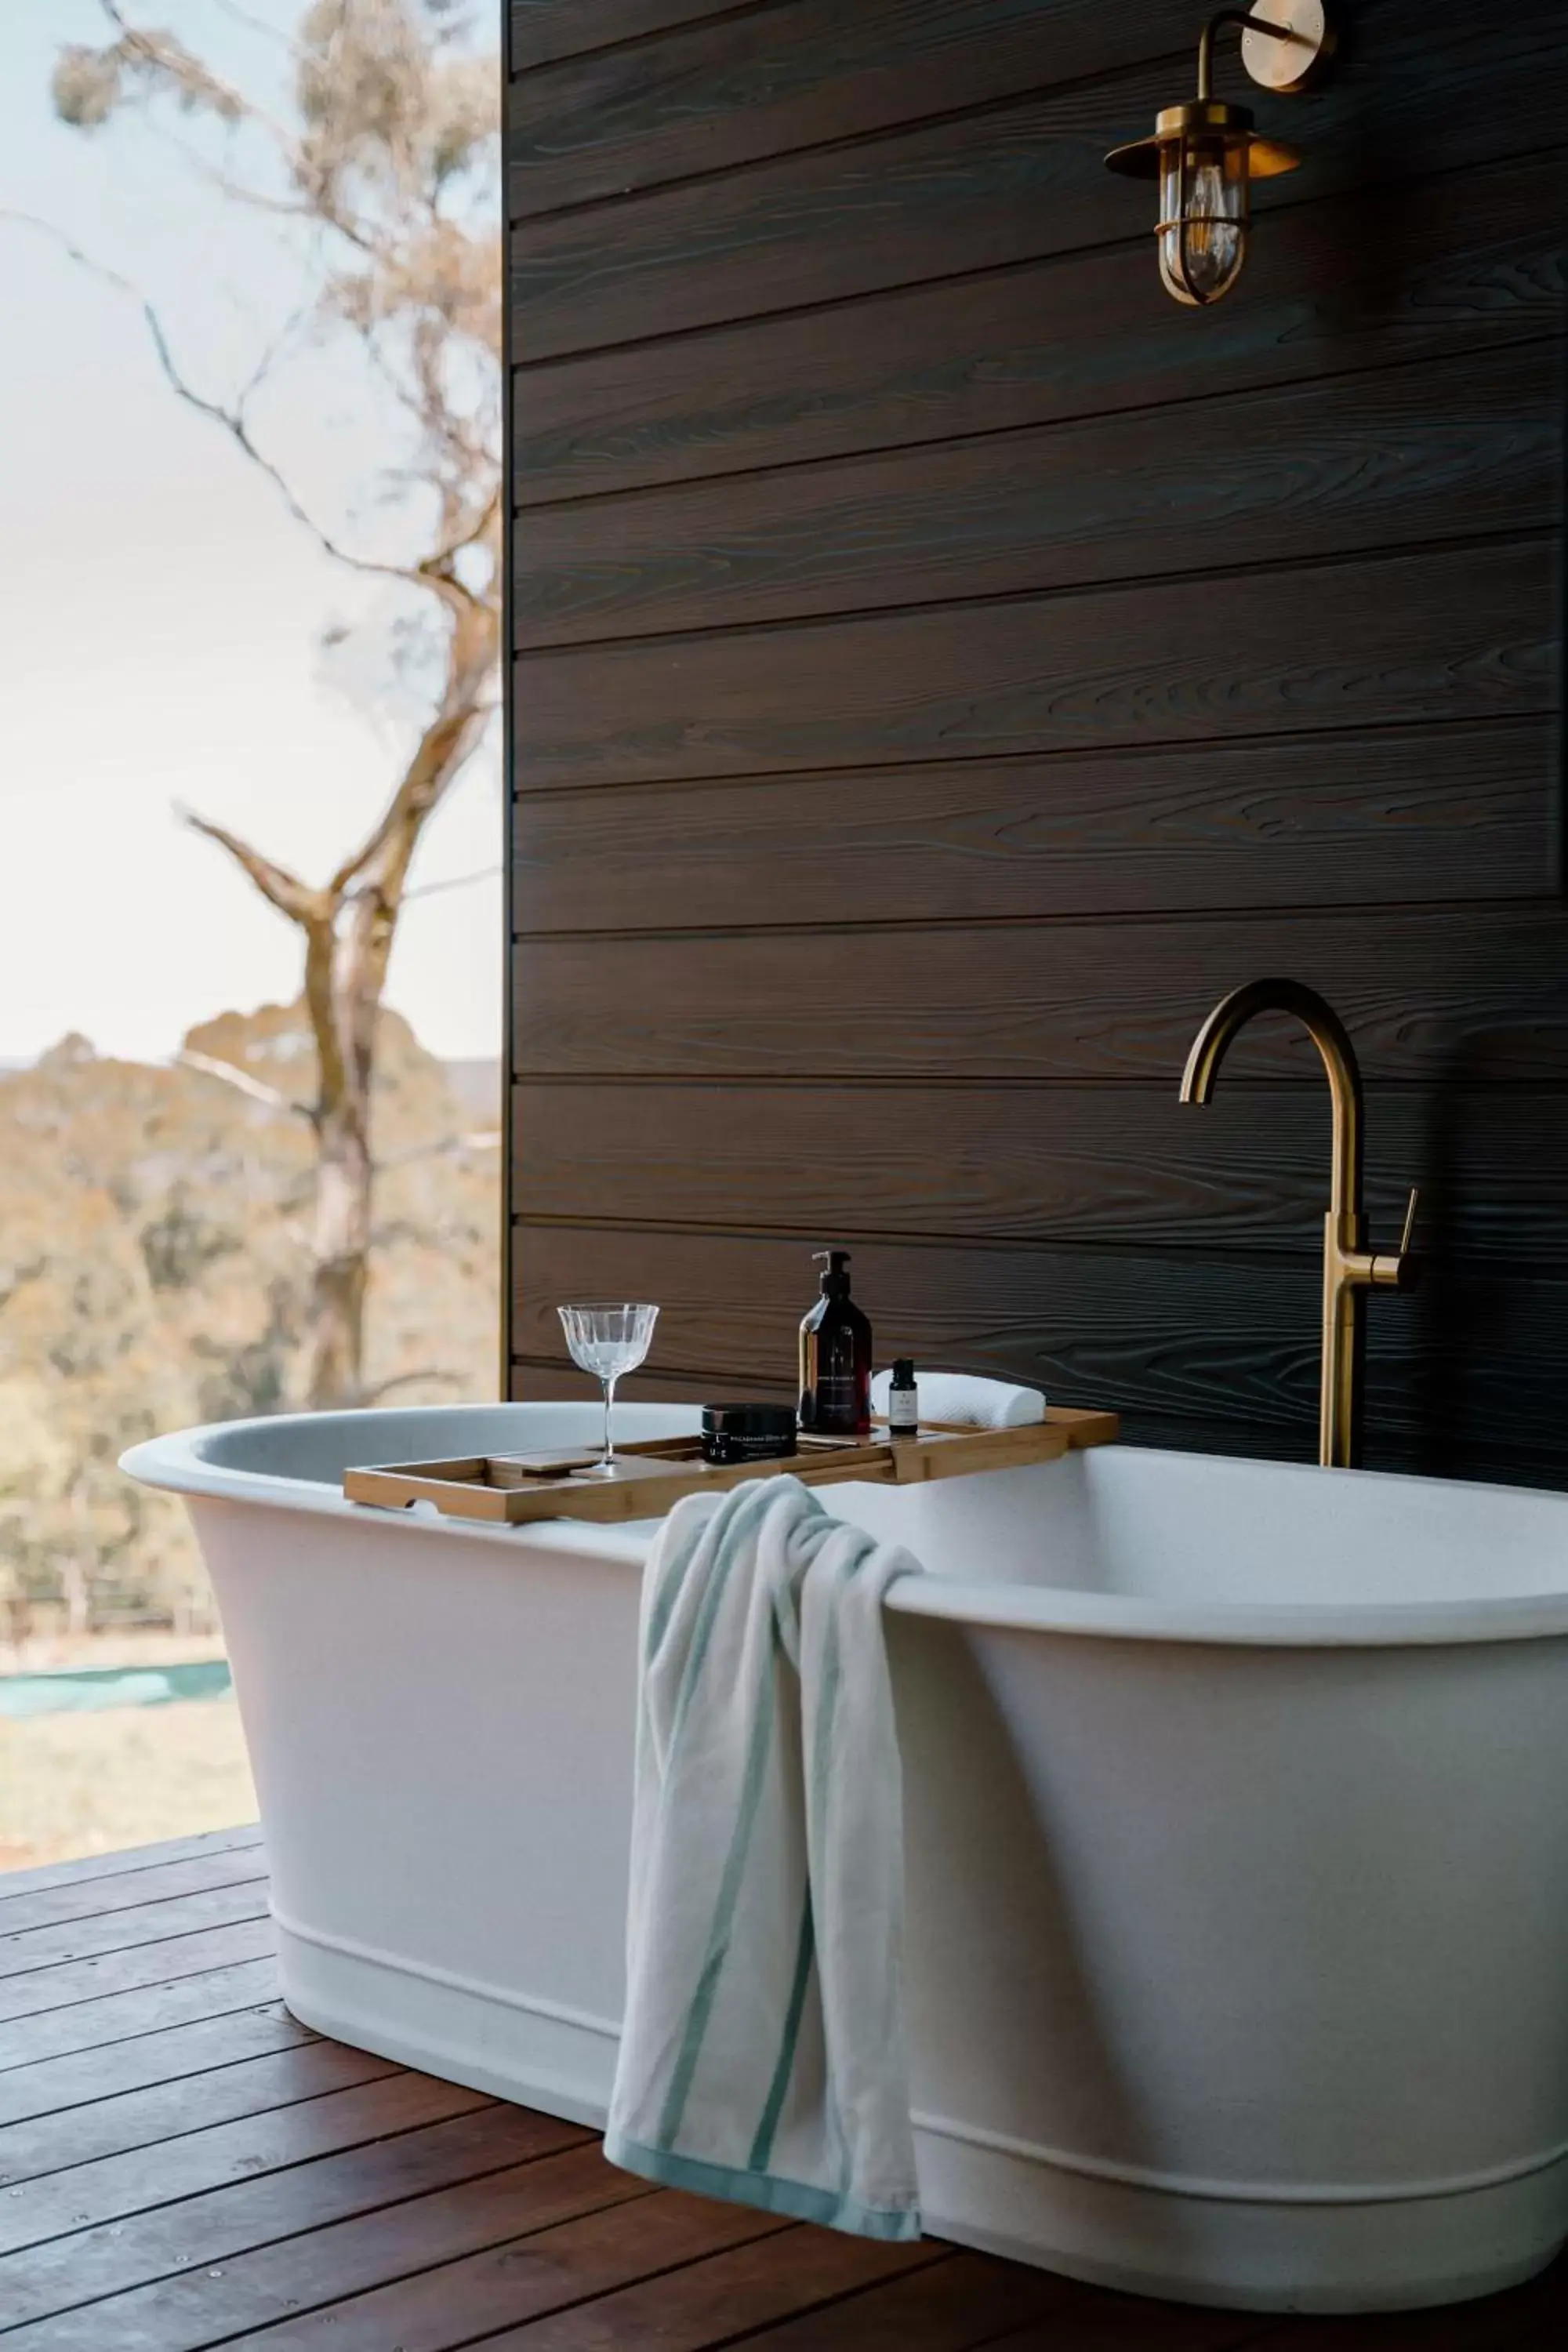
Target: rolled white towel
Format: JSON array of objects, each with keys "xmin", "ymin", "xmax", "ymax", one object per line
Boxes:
[{"xmin": 869, "ymin": 1369, "xmax": 1046, "ymax": 1430}]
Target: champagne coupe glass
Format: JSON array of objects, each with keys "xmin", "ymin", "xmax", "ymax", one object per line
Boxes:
[{"xmin": 557, "ymin": 1303, "xmax": 659, "ymax": 1476}]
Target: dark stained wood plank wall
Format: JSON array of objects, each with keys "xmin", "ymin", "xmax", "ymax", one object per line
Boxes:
[{"xmin": 505, "ymin": 0, "xmax": 1567, "ymax": 1483}]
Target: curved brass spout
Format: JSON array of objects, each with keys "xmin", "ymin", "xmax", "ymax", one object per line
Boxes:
[
  {"xmin": 1181, "ymin": 978, "xmax": 1363, "ymax": 1219},
  {"xmin": 1180, "ymin": 978, "xmax": 1417, "ymax": 1470}
]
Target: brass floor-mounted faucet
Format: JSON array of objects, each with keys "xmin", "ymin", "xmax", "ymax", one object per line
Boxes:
[{"xmin": 1179, "ymin": 978, "xmax": 1419, "ymax": 1469}]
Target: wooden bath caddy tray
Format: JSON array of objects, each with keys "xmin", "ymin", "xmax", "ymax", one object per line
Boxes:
[{"xmin": 343, "ymin": 1407, "xmax": 1120, "ymax": 1528}]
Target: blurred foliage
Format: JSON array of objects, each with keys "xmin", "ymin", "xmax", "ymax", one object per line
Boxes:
[{"xmin": 0, "ymin": 1008, "xmax": 497, "ymax": 1635}]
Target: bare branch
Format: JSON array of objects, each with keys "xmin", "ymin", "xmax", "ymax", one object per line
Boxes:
[
  {"xmin": 207, "ymin": 0, "xmax": 303, "ymax": 56},
  {"xmin": 1, "ymin": 213, "xmax": 470, "ymax": 610},
  {"xmin": 400, "ymin": 863, "xmax": 500, "ymax": 904},
  {"xmin": 177, "ymin": 1049, "xmax": 313, "ymax": 1120},
  {"xmin": 177, "ymin": 802, "xmax": 326, "ymax": 928},
  {"xmin": 85, "ymin": 0, "xmax": 292, "ymax": 143}
]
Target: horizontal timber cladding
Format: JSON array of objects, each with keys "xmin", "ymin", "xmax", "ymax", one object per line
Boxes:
[
  {"xmin": 507, "ymin": 1356, "xmax": 1568, "ymax": 1488},
  {"xmin": 514, "ymin": 538, "xmax": 1555, "ymax": 789},
  {"xmin": 505, "ymin": 0, "xmax": 1568, "ymax": 1483},
  {"xmin": 513, "ymin": 342, "xmax": 1562, "ymax": 648},
  {"xmin": 509, "ymin": 4, "xmax": 1564, "ymax": 359},
  {"xmin": 506, "ymin": 0, "xmax": 1202, "ymax": 218},
  {"xmin": 514, "ymin": 149, "xmax": 1567, "ymax": 503},
  {"xmin": 510, "ymin": 1085, "xmax": 1568, "ymax": 1268},
  {"xmin": 510, "ymin": 724, "xmax": 1555, "ymax": 930},
  {"xmin": 508, "ymin": 906, "xmax": 1568, "ymax": 1086},
  {"xmin": 509, "ymin": 1226, "xmax": 1568, "ymax": 1479},
  {"xmin": 508, "ymin": 0, "xmax": 745, "ymax": 74},
  {"xmin": 507, "ymin": 0, "xmax": 1561, "ymax": 223}
]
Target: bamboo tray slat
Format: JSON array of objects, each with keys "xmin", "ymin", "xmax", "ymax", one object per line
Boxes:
[{"xmin": 343, "ymin": 1406, "xmax": 1120, "ymax": 1526}]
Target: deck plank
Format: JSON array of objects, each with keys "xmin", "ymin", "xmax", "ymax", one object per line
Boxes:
[
  {"xmin": 717, "ymin": 2246, "xmax": 1092, "ymax": 2346},
  {"xmin": 0, "ymin": 1882, "xmax": 271, "ymax": 1983},
  {"xmin": 0, "ymin": 2138, "xmax": 633, "ymax": 2350},
  {"xmin": 0, "ymin": 2038, "xmax": 399, "ymax": 2187},
  {"xmin": 0, "ymin": 1828, "xmax": 263, "ymax": 1909},
  {"xmin": 0, "ymin": 1836, "xmax": 1566, "ymax": 2349},
  {"xmin": 0, "ymin": 2098, "xmax": 573, "ymax": 2333},
  {"xmin": 470, "ymin": 2227, "xmax": 945, "ymax": 2347},
  {"xmin": 0, "ymin": 2068, "xmax": 491, "ymax": 2259},
  {"xmin": 0, "ymin": 1956, "xmax": 282, "ymax": 2069},
  {"xmin": 0, "ymin": 1919, "xmax": 276, "ymax": 2027},
  {"xmin": 213, "ymin": 2183, "xmax": 784, "ymax": 2349},
  {"xmin": 0, "ymin": 1846, "xmax": 269, "ymax": 1940},
  {"xmin": 0, "ymin": 2002, "xmax": 314, "ymax": 2127}
]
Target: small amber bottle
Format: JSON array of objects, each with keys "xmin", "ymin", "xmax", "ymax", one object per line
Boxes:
[{"xmin": 797, "ymin": 1250, "xmax": 873, "ymax": 1438}]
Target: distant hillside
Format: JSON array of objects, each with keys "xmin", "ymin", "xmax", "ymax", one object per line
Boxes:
[
  {"xmin": 443, "ymin": 1059, "xmax": 501, "ymax": 1122},
  {"xmin": 0, "ymin": 1005, "xmax": 499, "ymax": 1635}
]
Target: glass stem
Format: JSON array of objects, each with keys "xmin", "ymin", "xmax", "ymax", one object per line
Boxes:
[{"xmin": 601, "ymin": 1375, "xmax": 619, "ymax": 1470}]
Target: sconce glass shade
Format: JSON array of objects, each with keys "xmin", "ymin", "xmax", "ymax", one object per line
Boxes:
[
  {"xmin": 1158, "ymin": 127, "xmax": 1250, "ymax": 303},
  {"xmin": 1106, "ymin": 99, "xmax": 1301, "ymax": 307}
]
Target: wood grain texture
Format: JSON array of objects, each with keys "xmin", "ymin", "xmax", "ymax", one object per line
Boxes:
[
  {"xmin": 507, "ymin": 0, "xmax": 1198, "ymax": 218},
  {"xmin": 6, "ymin": 2142, "xmax": 637, "ymax": 2352},
  {"xmin": 504, "ymin": 1359, "xmax": 1568, "ymax": 1488},
  {"xmin": 0, "ymin": 2071, "xmax": 492, "ymax": 2263},
  {"xmin": 514, "ymin": 149, "xmax": 1568, "ymax": 502},
  {"xmin": 0, "ymin": 2100, "xmax": 572, "ymax": 2336},
  {"xmin": 510, "ymin": 902, "xmax": 1568, "ymax": 1086},
  {"xmin": 0, "ymin": 1957, "xmax": 283, "ymax": 2073},
  {"xmin": 0, "ymin": 1918, "xmax": 277, "ymax": 2027},
  {"xmin": 509, "ymin": 0, "xmax": 747, "ymax": 74},
  {"xmin": 513, "ymin": 538, "xmax": 1555, "ymax": 789},
  {"xmin": 510, "ymin": 1224, "xmax": 1568, "ymax": 1472},
  {"xmin": 509, "ymin": 9, "xmax": 1566, "ymax": 357},
  {"xmin": 0, "ymin": 2042, "xmax": 398, "ymax": 2200},
  {"xmin": 506, "ymin": 0, "xmax": 1568, "ymax": 1493},
  {"xmin": 212, "ymin": 2192, "xmax": 782, "ymax": 2350},
  {"xmin": 510, "ymin": 1083, "xmax": 1568, "ymax": 1265},
  {"xmin": 514, "ymin": 344, "xmax": 1561, "ymax": 648},
  {"xmin": 0, "ymin": 1880, "xmax": 270, "ymax": 1984},
  {"xmin": 717, "ymin": 2249, "xmax": 1101, "ymax": 2348},
  {"xmin": 0, "ymin": 1827, "xmax": 263, "ymax": 1910},
  {"xmin": 470, "ymin": 2229, "xmax": 940, "ymax": 2348},
  {"xmin": 0, "ymin": 2002, "xmax": 314, "ymax": 2131},
  {"xmin": 511, "ymin": 724, "xmax": 1554, "ymax": 931},
  {"xmin": 0, "ymin": 1846, "xmax": 268, "ymax": 1940}
]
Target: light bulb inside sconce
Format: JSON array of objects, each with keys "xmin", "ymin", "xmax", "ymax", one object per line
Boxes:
[
  {"xmin": 1105, "ymin": 0, "xmax": 1333, "ymax": 307},
  {"xmin": 1157, "ymin": 111, "xmax": 1255, "ymax": 306}
]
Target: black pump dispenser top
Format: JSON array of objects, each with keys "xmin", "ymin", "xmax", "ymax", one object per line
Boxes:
[{"xmin": 815, "ymin": 1249, "xmax": 851, "ymax": 1297}]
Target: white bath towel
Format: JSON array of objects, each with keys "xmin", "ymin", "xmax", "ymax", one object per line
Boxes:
[
  {"xmin": 604, "ymin": 1475, "xmax": 923, "ymax": 2241},
  {"xmin": 869, "ymin": 1368, "xmax": 1047, "ymax": 1428}
]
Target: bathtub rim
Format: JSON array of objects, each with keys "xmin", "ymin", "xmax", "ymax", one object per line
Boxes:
[{"xmin": 122, "ymin": 1405, "xmax": 1568, "ymax": 1653}]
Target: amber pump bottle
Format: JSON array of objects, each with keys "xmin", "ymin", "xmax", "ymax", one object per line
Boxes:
[{"xmin": 797, "ymin": 1250, "xmax": 873, "ymax": 1437}]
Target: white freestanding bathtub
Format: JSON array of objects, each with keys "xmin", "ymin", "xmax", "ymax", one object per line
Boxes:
[{"xmin": 124, "ymin": 1403, "xmax": 1568, "ymax": 2314}]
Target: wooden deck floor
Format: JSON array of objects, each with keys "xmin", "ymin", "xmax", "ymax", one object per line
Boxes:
[{"xmin": 2, "ymin": 1828, "xmax": 1566, "ymax": 2349}]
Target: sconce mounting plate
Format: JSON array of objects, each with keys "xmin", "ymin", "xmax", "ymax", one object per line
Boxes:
[{"xmin": 1241, "ymin": 0, "xmax": 1333, "ymax": 92}]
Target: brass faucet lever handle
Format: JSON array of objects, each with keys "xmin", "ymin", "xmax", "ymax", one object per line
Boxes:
[
  {"xmin": 1399, "ymin": 1184, "xmax": 1421, "ymax": 1258},
  {"xmin": 1369, "ymin": 1185, "xmax": 1422, "ymax": 1291}
]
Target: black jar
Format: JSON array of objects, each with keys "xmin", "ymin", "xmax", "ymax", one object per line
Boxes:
[{"xmin": 700, "ymin": 1403, "xmax": 799, "ymax": 1465}]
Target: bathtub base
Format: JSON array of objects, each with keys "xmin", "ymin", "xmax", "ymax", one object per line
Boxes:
[
  {"xmin": 274, "ymin": 1911, "xmax": 620, "ymax": 2130},
  {"xmin": 906, "ymin": 2127, "xmax": 1568, "ymax": 2314},
  {"xmin": 277, "ymin": 1913, "xmax": 1567, "ymax": 2314}
]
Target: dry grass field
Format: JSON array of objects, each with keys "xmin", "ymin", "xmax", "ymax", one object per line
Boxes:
[{"xmin": 0, "ymin": 1695, "xmax": 256, "ymax": 1872}]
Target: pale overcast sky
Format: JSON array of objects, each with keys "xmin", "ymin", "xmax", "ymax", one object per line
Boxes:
[{"xmin": 0, "ymin": 0, "xmax": 503, "ymax": 1065}]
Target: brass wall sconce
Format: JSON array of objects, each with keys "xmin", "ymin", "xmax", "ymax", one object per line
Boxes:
[{"xmin": 1105, "ymin": 0, "xmax": 1334, "ymax": 305}]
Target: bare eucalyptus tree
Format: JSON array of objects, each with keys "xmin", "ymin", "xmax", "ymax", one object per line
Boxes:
[{"xmin": 47, "ymin": 0, "xmax": 501, "ymax": 1406}]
